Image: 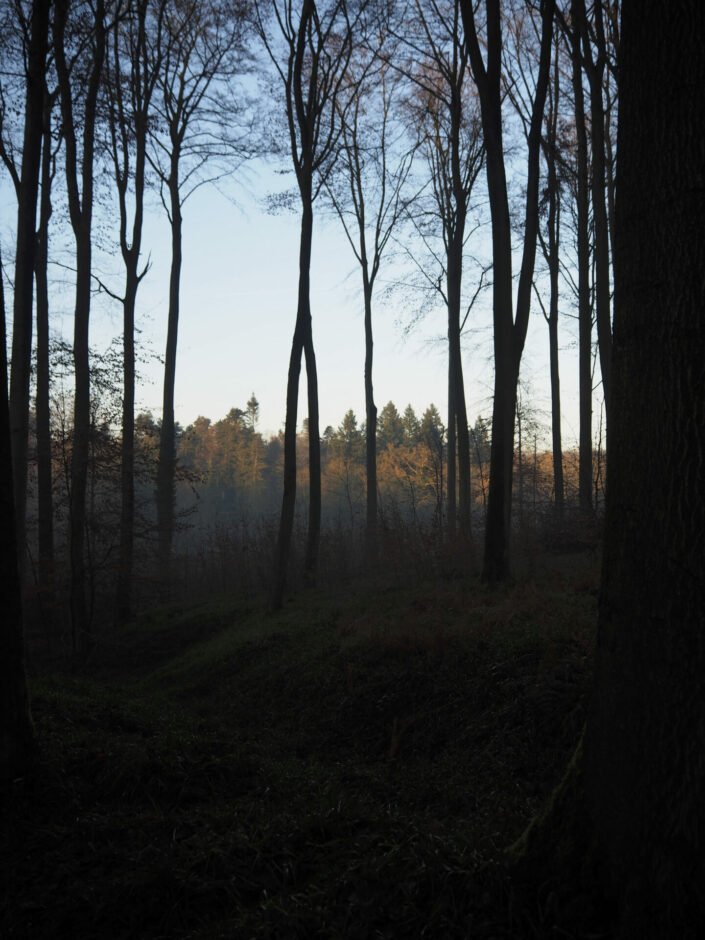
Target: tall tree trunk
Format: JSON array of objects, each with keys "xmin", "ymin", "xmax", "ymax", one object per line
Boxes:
[
  {"xmin": 303, "ymin": 325, "xmax": 321, "ymax": 580},
  {"xmin": 55, "ymin": 0, "xmax": 106, "ymax": 655},
  {"xmin": 461, "ymin": 0, "xmax": 555, "ymax": 583},
  {"xmin": 8, "ymin": 0, "xmax": 50, "ymax": 582},
  {"xmin": 447, "ymin": 363, "xmax": 457, "ymax": 540},
  {"xmin": 35, "ymin": 84, "xmax": 55, "ymax": 590},
  {"xmin": 584, "ymin": 3, "xmax": 705, "ymax": 931},
  {"xmin": 0, "ymin": 249, "xmax": 36, "ymax": 785},
  {"xmin": 455, "ymin": 358, "xmax": 471, "ymax": 539},
  {"xmin": 580, "ymin": 0, "xmax": 612, "ymax": 423},
  {"xmin": 69, "ymin": 200, "xmax": 95, "ymax": 654},
  {"xmin": 571, "ymin": 0, "xmax": 593, "ymax": 514},
  {"xmin": 116, "ymin": 270, "xmax": 137, "ymax": 621},
  {"xmin": 115, "ymin": 97, "xmax": 149, "ymax": 623},
  {"xmin": 156, "ymin": 169, "xmax": 182, "ymax": 591},
  {"xmin": 545, "ymin": 45, "xmax": 564, "ymax": 513},
  {"xmin": 446, "ymin": 48, "xmax": 472, "ymax": 545},
  {"xmin": 271, "ymin": 199, "xmax": 313, "ymax": 609},
  {"xmin": 362, "ymin": 271, "xmax": 378, "ymax": 567},
  {"xmin": 447, "ymin": 244, "xmax": 470, "ymax": 541}
]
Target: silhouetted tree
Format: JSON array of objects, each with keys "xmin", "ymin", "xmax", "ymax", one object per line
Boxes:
[
  {"xmin": 403, "ymin": 0, "xmax": 484, "ymax": 544},
  {"xmin": 149, "ymin": 0, "xmax": 249, "ymax": 590},
  {"xmin": 54, "ymin": 0, "xmax": 109, "ymax": 652},
  {"xmin": 459, "ymin": 0, "xmax": 555, "ymax": 582},
  {"xmin": 256, "ymin": 0, "xmax": 359, "ymax": 607},
  {"xmin": 0, "ymin": 247, "xmax": 36, "ymax": 784},
  {"xmin": 0, "ymin": 0, "xmax": 51, "ymax": 580},
  {"xmin": 106, "ymin": 0, "xmax": 163, "ymax": 621},
  {"xmin": 324, "ymin": 20, "xmax": 414, "ymax": 568}
]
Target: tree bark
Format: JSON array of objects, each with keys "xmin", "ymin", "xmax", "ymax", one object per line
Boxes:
[
  {"xmin": 113, "ymin": 3, "xmax": 151, "ymax": 623},
  {"xmin": 580, "ymin": 0, "xmax": 612, "ymax": 424},
  {"xmin": 303, "ymin": 323, "xmax": 321, "ymax": 580},
  {"xmin": 156, "ymin": 165, "xmax": 182, "ymax": 590},
  {"xmin": 271, "ymin": 198, "xmax": 313, "ymax": 609},
  {"xmin": 583, "ymin": 2, "xmax": 705, "ymax": 931},
  {"xmin": 570, "ymin": 0, "xmax": 593, "ymax": 514},
  {"xmin": 362, "ymin": 270, "xmax": 378, "ymax": 567},
  {"xmin": 544, "ymin": 41, "xmax": 564, "ymax": 513},
  {"xmin": 0, "ymin": 249, "xmax": 36, "ymax": 785},
  {"xmin": 8, "ymin": 0, "xmax": 50, "ymax": 582},
  {"xmin": 35, "ymin": 81, "xmax": 55, "ymax": 590}
]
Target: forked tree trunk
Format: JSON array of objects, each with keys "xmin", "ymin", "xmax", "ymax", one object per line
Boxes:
[
  {"xmin": 8, "ymin": 0, "xmax": 50, "ymax": 582},
  {"xmin": 271, "ymin": 200, "xmax": 313, "ymax": 609},
  {"xmin": 583, "ymin": 2, "xmax": 705, "ymax": 931},
  {"xmin": 461, "ymin": 0, "xmax": 554, "ymax": 583}
]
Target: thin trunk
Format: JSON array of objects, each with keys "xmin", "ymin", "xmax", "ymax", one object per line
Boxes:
[
  {"xmin": 455, "ymin": 362, "xmax": 471, "ymax": 538},
  {"xmin": 116, "ymin": 271, "xmax": 137, "ymax": 621},
  {"xmin": 157, "ymin": 167, "xmax": 182, "ymax": 589},
  {"xmin": 35, "ymin": 84, "xmax": 54, "ymax": 588},
  {"xmin": 447, "ymin": 365, "xmax": 457, "ymax": 539},
  {"xmin": 362, "ymin": 271, "xmax": 378, "ymax": 567},
  {"xmin": 545, "ymin": 44, "xmax": 564, "ymax": 512},
  {"xmin": 271, "ymin": 199, "xmax": 313, "ymax": 609},
  {"xmin": 303, "ymin": 325, "xmax": 320, "ymax": 580},
  {"xmin": 115, "ymin": 3, "xmax": 150, "ymax": 624},
  {"xmin": 581, "ymin": 0, "xmax": 612, "ymax": 422},
  {"xmin": 55, "ymin": 0, "xmax": 106, "ymax": 654},
  {"xmin": 0, "ymin": 248, "xmax": 36, "ymax": 784},
  {"xmin": 446, "ymin": 29, "xmax": 472, "ymax": 545},
  {"xmin": 9, "ymin": 0, "xmax": 50, "ymax": 581},
  {"xmin": 69, "ymin": 205, "xmax": 94, "ymax": 653},
  {"xmin": 571, "ymin": 0, "xmax": 593, "ymax": 513},
  {"xmin": 447, "ymin": 241, "xmax": 461, "ymax": 542}
]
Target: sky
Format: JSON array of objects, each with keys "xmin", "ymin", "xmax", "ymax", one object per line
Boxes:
[{"xmin": 2, "ymin": 156, "xmax": 589, "ymax": 448}]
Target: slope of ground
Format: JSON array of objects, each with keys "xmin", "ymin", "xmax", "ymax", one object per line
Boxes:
[{"xmin": 1, "ymin": 555, "xmax": 608, "ymax": 938}]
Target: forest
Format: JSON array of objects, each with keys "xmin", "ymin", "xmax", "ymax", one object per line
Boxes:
[{"xmin": 2, "ymin": 1, "xmax": 704, "ymax": 938}]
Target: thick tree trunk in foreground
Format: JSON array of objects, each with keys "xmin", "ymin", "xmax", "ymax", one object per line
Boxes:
[
  {"xmin": 583, "ymin": 2, "xmax": 705, "ymax": 933},
  {"xmin": 0, "ymin": 252, "xmax": 35, "ymax": 785}
]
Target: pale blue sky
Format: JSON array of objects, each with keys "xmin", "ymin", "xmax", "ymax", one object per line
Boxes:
[{"xmin": 2, "ymin": 158, "xmax": 588, "ymax": 446}]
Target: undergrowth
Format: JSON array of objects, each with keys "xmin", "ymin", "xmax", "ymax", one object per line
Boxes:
[{"xmin": 1, "ymin": 553, "xmax": 610, "ymax": 938}]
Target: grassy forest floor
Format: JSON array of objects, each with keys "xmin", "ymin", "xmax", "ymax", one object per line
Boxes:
[{"xmin": 2, "ymin": 550, "xmax": 613, "ymax": 938}]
